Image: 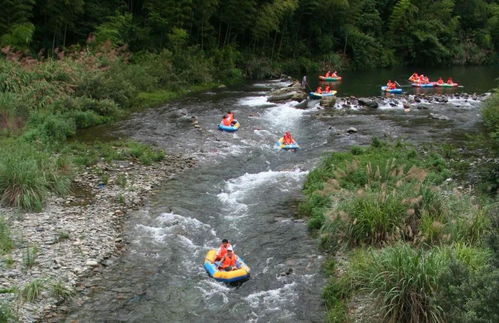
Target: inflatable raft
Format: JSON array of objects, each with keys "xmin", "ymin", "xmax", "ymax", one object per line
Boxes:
[
  {"xmin": 275, "ymin": 138, "xmax": 300, "ymax": 150},
  {"xmin": 218, "ymin": 120, "xmax": 240, "ymax": 132},
  {"xmin": 435, "ymin": 83, "xmax": 458, "ymax": 87},
  {"xmin": 203, "ymin": 249, "xmax": 250, "ymax": 283},
  {"xmin": 309, "ymin": 91, "xmax": 337, "ymax": 99},
  {"xmin": 412, "ymin": 83, "xmax": 435, "ymax": 88},
  {"xmin": 319, "ymin": 76, "xmax": 342, "ymax": 81},
  {"xmin": 381, "ymin": 86, "xmax": 402, "ymax": 93}
]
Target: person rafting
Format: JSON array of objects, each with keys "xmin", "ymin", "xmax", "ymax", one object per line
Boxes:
[
  {"xmin": 325, "ymin": 85, "xmax": 330, "ymax": 93},
  {"xmin": 437, "ymin": 77, "xmax": 444, "ymax": 84},
  {"xmin": 331, "ymin": 71, "xmax": 338, "ymax": 77},
  {"xmin": 386, "ymin": 80, "xmax": 396, "ymax": 89},
  {"xmin": 325, "ymin": 71, "xmax": 331, "ymax": 77},
  {"xmin": 418, "ymin": 74, "xmax": 425, "ymax": 83},
  {"xmin": 215, "ymin": 239, "xmax": 232, "ymax": 261},
  {"xmin": 410, "ymin": 73, "xmax": 419, "ymax": 81},
  {"xmin": 316, "ymin": 86, "xmax": 322, "ymax": 94},
  {"xmin": 447, "ymin": 77, "xmax": 454, "ymax": 84},
  {"xmin": 218, "ymin": 247, "xmax": 240, "ymax": 271},
  {"xmin": 281, "ymin": 131, "xmax": 296, "ymax": 145},
  {"xmin": 226, "ymin": 111, "xmax": 234, "ymax": 122},
  {"xmin": 221, "ymin": 115, "xmax": 232, "ymax": 126}
]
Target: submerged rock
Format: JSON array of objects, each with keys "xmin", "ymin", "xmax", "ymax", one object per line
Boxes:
[
  {"xmin": 358, "ymin": 98, "xmax": 378, "ymax": 109},
  {"xmin": 429, "ymin": 113, "xmax": 451, "ymax": 121}
]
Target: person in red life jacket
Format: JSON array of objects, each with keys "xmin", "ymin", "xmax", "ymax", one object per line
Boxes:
[
  {"xmin": 226, "ymin": 111, "xmax": 234, "ymax": 122},
  {"xmin": 218, "ymin": 247, "xmax": 239, "ymax": 271},
  {"xmin": 316, "ymin": 86, "xmax": 322, "ymax": 94},
  {"xmin": 282, "ymin": 131, "xmax": 295, "ymax": 145},
  {"xmin": 325, "ymin": 71, "xmax": 331, "ymax": 77},
  {"xmin": 437, "ymin": 77, "xmax": 444, "ymax": 84},
  {"xmin": 424, "ymin": 76, "xmax": 430, "ymax": 84},
  {"xmin": 215, "ymin": 239, "xmax": 232, "ymax": 261},
  {"xmin": 418, "ymin": 74, "xmax": 425, "ymax": 83},
  {"xmin": 331, "ymin": 71, "xmax": 338, "ymax": 78},
  {"xmin": 325, "ymin": 85, "xmax": 330, "ymax": 93},
  {"xmin": 447, "ymin": 77, "xmax": 454, "ymax": 84},
  {"xmin": 410, "ymin": 73, "xmax": 419, "ymax": 81},
  {"xmin": 386, "ymin": 80, "xmax": 396, "ymax": 89}
]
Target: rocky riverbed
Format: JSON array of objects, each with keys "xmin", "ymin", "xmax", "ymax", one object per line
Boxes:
[{"xmin": 0, "ymin": 153, "xmax": 195, "ymax": 322}]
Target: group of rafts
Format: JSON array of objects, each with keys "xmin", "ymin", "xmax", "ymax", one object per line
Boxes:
[
  {"xmin": 383, "ymin": 73, "xmax": 460, "ymax": 93},
  {"xmin": 218, "ymin": 112, "xmax": 300, "ymax": 150},
  {"xmin": 310, "ymin": 71, "xmax": 461, "ymax": 96}
]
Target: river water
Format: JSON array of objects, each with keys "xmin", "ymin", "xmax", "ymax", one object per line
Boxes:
[{"xmin": 66, "ymin": 68, "xmax": 497, "ymax": 322}]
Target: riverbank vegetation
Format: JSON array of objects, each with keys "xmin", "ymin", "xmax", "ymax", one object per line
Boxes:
[{"xmin": 301, "ymin": 133, "xmax": 498, "ymax": 321}]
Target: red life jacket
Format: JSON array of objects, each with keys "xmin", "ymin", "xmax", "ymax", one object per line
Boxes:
[{"xmin": 316, "ymin": 87, "xmax": 322, "ymax": 94}]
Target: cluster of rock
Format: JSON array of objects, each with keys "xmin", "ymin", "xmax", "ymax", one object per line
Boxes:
[{"xmin": 0, "ymin": 154, "xmax": 195, "ymax": 322}]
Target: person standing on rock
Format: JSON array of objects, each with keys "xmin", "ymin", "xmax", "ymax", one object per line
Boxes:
[{"xmin": 301, "ymin": 75, "xmax": 308, "ymax": 89}]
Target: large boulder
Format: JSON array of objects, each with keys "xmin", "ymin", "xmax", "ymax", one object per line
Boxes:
[
  {"xmin": 358, "ymin": 98, "xmax": 379, "ymax": 109},
  {"xmin": 320, "ymin": 96, "xmax": 337, "ymax": 107}
]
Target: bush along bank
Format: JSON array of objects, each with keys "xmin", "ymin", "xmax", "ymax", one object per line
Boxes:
[
  {"xmin": 0, "ymin": 44, "xmax": 230, "ymax": 320},
  {"xmin": 301, "ymin": 139, "xmax": 498, "ymax": 323}
]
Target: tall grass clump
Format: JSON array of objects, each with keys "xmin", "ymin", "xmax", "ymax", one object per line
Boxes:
[
  {"xmin": 50, "ymin": 281, "xmax": 75, "ymax": 301},
  {"xmin": 348, "ymin": 243, "xmax": 490, "ymax": 323},
  {"xmin": 481, "ymin": 91, "xmax": 499, "ymax": 149},
  {"xmin": 0, "ymin": 142, "xmax": 72, "ymax": 211},
  {"xmin": 18, "ymin": 279, "xmax": 44, "ymax": 302},
  {"xmin": 302, "ymin": 140, "xmax": 489, "ymax": 249},
  {"xmin": 0, "ymin": 217, "xmax": 13, "ymax": 254}
]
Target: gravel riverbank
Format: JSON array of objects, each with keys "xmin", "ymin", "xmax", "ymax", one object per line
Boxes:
[{"xmin": 0, "ymin": 153, "xmax": 195, "ymax": 322}]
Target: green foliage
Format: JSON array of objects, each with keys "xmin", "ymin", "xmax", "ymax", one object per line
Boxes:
[
  {"xmin": 0, "ymin": 23, "xmax": 34, "ymax": 50},
  {"xmin": 50, "ymin": 281, "xmax": 74, "ymax": 301},
  {"xmin": 0, "ymin": 217, "xmax": 13, "ymax": 255},
  {"xmin": 0, "ymin": 301, "xmax": 15, "ymax": 322},
  {"xmin": 22, "ymin": 246, "xmax": 37, "ymax": 269},
  {"xmin": 18, "ymin": 279, "xmax": 44, "ymax": 302},
  {"xmin": 481, "ymin": 91, "xmax": 499, "ymax": 150}
]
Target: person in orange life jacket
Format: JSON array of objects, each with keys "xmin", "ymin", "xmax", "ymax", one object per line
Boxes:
[
  {"xmin": 221, "ymin": 116, "xmax": 232, "ymax": 126},
  {"xmin": 218, "ymin": 247, "xmax": 239, "ymax": 271},
  {"xmin": 410, "ymin": 73, "xmax": 418, "ymax": 80},
  {"xmin": 282, "ymin": 131, "xmax": 295, "ymax": 145},
  {"xmin": 325, "ymin": 71, "xmax": 331, "ymax": 77},
  {"xmin": 325, "ymin": 85, "xmax": 330, "ymax": 93},
  {"xmin": 226, "ymin": 111, "xmax": 234, "ymax": 122},
  {"xmin": 437, "ymin": 77, "xmax": 444, "ymax": 84},
  {"xmin": 316, "ymin": 86, "xmax": 322, "ymax": 94},
  {"xmin": 215, "ymin": 239, "xmax": 232, "ymax": 261},
  {"xmin": 418, "ymin": 74, "xmax": 425, "ymax": 83},
  {"xmin": 447, "ymin": 77, "xmax": 454, "ymax": 84},
  {"xmin": 386, "ymin": 80, "xmax": 396, "ymax": 89},
  {"xmin": 424, "ymin": 76, "xmax": 430, "ymax": 84},
  {"xmin": 331, "ymin": 71, "xmax": 338, "ymax": 77}
]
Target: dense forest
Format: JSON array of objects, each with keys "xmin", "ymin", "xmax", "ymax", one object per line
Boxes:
[{"xmin": 1, "ymin": 0, "xmax": 498, "ymax": 71}]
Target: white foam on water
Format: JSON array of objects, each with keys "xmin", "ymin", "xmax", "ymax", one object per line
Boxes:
[
  {"xmin": 260, "ymin": 102, "xmax": 307, "ymax": 132},
  {"xmin": 245, "ymin": 282, "xmax": 298, "ymax": 309},
  {"xmin": 217, "ymin": 169, "xmax": 307, "ymax": 219},
  {"xmin": 238, "ymin": 96, "xmax": 274, "ymax": 107}
]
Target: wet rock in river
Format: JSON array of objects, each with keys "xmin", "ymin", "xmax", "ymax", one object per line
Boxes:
[
  {"xmin": 358, "ymin": 98, "xmax": 378, "ymax": 109},
  {"xmin": 429, "ymin": 113, "xmax": 451, "ymax": 121},
  {"xmin": 347, "ymin": 127, "xmax": 358, "ymax": 133}
]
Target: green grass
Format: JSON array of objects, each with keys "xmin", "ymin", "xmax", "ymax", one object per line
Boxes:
[
  {"xmin": 50, "ymin": 281, "xmax": 74, "ymax": 301},
  {"xmin": 0, "ymin": 217, "xmax": 13, "ymax": 255},
  {"xmin": 0, "ymin": 301, "xmax": 15, "ymax": 322},
  {"xmin": 18, "ymin": 279, "xmax": 44, "ymax": 302},
  {"xmin": 0, "ymin": 141, "xmax": 72, "ymax": 211},
  {"xmin": 348, "ymin": 244, "xmax": 490, "ymax": 323},
  {"xmin": 23, "ymin": 246, "xmax": 37, "ymax": 269}
]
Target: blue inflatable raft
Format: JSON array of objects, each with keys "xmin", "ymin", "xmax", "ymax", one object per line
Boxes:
[
  {"xmin": 275, "ymin": 138, "xmax": 300, "ymax": 150},
  {"xmin": 412, "ymin": 83, "xmax": 435, "ymax": 88},
  {"xmin": 381, "ymin": 86, "xmax": 403, "ymax": 93},
  {"xmin": 218, "ymin": 120, "xmax": 240, "ymax": 132},
  {"xmin": 309, "ymin": 91, "xmax": 337, "ymax": 99}
]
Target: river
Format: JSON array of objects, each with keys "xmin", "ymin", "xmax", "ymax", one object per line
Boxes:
[{"xmin": 65, "ymin": 67, "xmax": 497, "ymax": 322}]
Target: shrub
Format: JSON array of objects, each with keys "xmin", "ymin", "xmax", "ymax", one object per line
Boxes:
[
  {"xmin": 0, "ymin": 217, "xmax": 13, "ymax": 255},
  {"xmin": 0, "ymin": 301, "xmax": 15, "ymax": 322},
  {"xmin": 126, "ymin": 142, "xmax": 165, "ymax": 165},
  {"xmin": 0, "ymin": 142, "xmax": 72, "ymax": 211},
  {"xmin": 23, "ymin": 246, "xmax": 37, "ymax": 269},
  {"xmin": 481, "ymin": 91, "xmax": 499, "ymax": 149},
  {"xmin": 349, "ymin": 244, "xmax": 490, "ymax": 323}
]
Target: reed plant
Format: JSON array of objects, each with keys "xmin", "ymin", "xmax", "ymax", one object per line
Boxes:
[
  {"xmin": 0, "ymin": 217, "xmax": 13, "ymax": 255},
  {"xmin": 18, "ymin": 279, "xmax": 44, "ymax": 302}
]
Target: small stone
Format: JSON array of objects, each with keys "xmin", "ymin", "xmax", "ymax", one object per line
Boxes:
[
  {"xmin": 347, "ymin": 127, "xmax": 358, "ymax": 134},
  {"xmin": 85, "ymin": 260, "xmax": 98, "ymax": 267}
]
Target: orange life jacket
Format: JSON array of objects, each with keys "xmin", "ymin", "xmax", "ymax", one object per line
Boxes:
[
  {"xmin": 222, "ymin": 118, "xmax": 231, "ymax": 126},
  {"xmin": 283, "ymin": 135, "xmax": 293, "ymax": 145},
  {"xmin": 325, "ymin": 72, "xmax": 330, "ymax": 77},
  {"xmin": 227, "ymin": 113, "xmax": 234, "ymax": 122},
  {"xmin": 447, "ymin": 78, "xmax": 453, "ymax": 84},
  {"xmin": 216, "ymin": 243, "xmax": 232, "ymax": 259},
  {"xmin": 325, "ymin": 86, "xmax": 330, "ymax": 93},
  {"xmin": 220, "ymin": 254, "xmax": 237, "ymax": 269},
  {"xmin": 437, "ymin": 78, "xmax": 443, "ymax": 84},
  {"xmin": 316, "ymin": 87, "xmax": 322, "ymax": 94}
]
